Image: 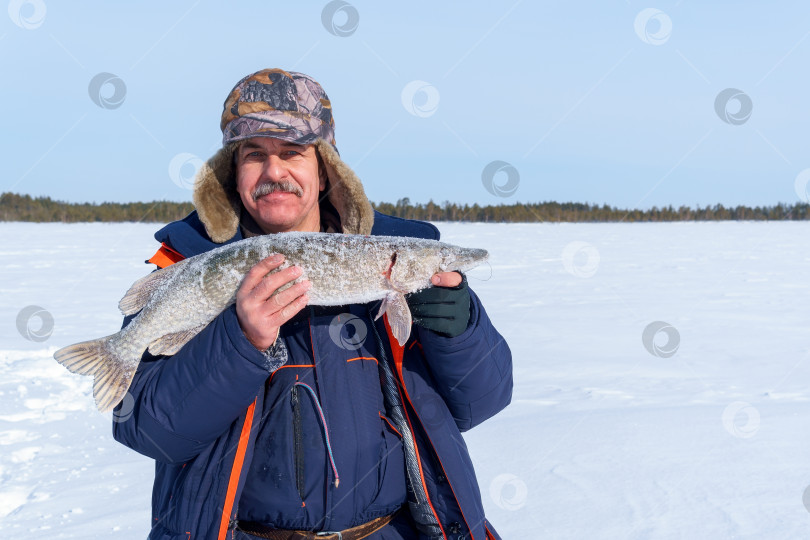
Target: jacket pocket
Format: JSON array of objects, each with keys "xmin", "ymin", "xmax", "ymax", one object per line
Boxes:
[{"xmin": 372, "ymin": 413, "xmax": 407, "ymax": 510}]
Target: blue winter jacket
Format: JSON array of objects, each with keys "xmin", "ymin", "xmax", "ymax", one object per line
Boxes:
[{"xmin": 112, "ymin": 211, "xmax": 513, "ymax": 540}]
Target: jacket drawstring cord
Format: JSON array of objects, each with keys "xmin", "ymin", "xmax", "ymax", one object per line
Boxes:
[{"xmin": 292, "ymin": 381, "xmax": 340, "ymax": 488}]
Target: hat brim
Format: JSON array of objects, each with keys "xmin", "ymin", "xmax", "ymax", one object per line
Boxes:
[{"xmin": 223, "ymin": 112, "xmax": 334, "ymax": 147}]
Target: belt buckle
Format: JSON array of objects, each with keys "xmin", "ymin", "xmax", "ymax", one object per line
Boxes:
[{"xmin": 315, "ymin": 532, "xmax": 342, "ymax": 540}]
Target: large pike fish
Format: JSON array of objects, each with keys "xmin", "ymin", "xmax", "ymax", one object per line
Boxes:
[{"xmin": 54, "ymin": 232, "xmax": 488, "ymax": 412}]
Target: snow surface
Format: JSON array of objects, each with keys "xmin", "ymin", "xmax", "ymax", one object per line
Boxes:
[{"xmin": 1, "ymin": 221, "xmax": 809, "ymax": 538}]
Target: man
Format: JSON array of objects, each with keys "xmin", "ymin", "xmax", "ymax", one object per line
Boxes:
[{"xmin": 114, "ymin": 68, "xmax": 512, "ymax": 540}]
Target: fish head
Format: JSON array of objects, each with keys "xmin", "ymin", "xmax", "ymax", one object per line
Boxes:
[
  {"xmin": 387, "ymin": 243, "xmax": 488, "ymax": 293},
  {"xmin": 437, "ymin": 244, "xmax": 489, "ymax": 274}
]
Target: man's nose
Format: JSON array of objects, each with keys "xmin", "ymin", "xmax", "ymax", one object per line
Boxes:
[{"xmin": 261, "ymin": 154, "xmax": 287, "ymax": 180}]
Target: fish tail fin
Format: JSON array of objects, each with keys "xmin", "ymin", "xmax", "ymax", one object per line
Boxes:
[{"xmin": 53, "ymin": 335, "xmax": 134, "ymax": 413}]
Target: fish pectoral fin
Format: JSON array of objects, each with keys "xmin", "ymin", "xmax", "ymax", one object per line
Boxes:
[
  {"xmin": 147, "ymin": 325, "xmax": 205, "ymax": 356},
  {"xmin": 374, "ymin": 297, "xmax": 387, "ymax": 321},
  {"xmin": 381, "ymin": 293, "xmax": 412, "ymax": 346},
  {"xmin": 119, "ymin": 261, "xmax": 186, "ymax": 316}
]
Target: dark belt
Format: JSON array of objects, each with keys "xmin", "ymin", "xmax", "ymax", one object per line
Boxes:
[{"xmin": 237, "ymin": 509, "xmax": 400, "ymax": 540}]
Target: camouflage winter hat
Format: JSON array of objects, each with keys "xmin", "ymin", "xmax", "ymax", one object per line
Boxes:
[{"xmin": 220, "ymin": 68, "xmax": 337, "ymax": 149}]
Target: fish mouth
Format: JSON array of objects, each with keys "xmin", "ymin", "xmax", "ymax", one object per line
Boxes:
[
  {"xmin": 447, "ymin": 248, "xmax": 489, "ymax": 272},
  {"xmin": 252, "ymin": 181, "xmax": 303, "ymax": 201}
]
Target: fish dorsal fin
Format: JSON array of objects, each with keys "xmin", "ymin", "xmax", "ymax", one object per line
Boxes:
[
  {"xmin": 376, "ymin": 292, "xmax": 412, "ymax": 346},
  {"xmin": 119, "ymin": 260, "xmax": 186, "ymax": 316},
  {"xmin": 147, "ymin": 324, "xmax": 206, "ymax": 356}
]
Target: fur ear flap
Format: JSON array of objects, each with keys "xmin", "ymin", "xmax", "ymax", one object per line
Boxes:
[
  {"xmin": 193, "ymin": 144, "xmax": 242, "ymax": 243},
  {"xmin": 315, "ymin": 139, "xmax": 374, "ymax": 235}
]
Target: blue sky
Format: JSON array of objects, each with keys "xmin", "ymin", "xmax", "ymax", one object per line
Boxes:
[{"xmin": 2, "ymin": 0, "xmax": 809, "ymax": 208}]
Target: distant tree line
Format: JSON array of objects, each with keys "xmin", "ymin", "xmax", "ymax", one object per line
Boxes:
[
  {"xmin": 2, "ymin": 192, "xmax": 809, "ymax": 223},
  {"xmin": 0, "ymin": 193, "xmax": 195, "ymax": 223},
  {"xmin": 373, "ymin": 198, "xmax": 810, "ymax": 222}
]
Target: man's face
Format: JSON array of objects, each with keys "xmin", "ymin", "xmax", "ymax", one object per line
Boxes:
[{"xmin": 235, "ymin": 137, "xmax": 327, "ymax": 234}]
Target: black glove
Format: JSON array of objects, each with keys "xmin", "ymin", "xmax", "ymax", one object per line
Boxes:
[{"xmin": 405, "ymin": 273, "xmax": 471, "ymax": 338}]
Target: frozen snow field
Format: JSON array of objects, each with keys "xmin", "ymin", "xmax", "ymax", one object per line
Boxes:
[{"xmin": 1, "ymin": 221, "xmax": 809, "ymax": 538}]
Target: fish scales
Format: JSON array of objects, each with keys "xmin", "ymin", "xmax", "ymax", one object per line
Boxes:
[{"xmin": 53, "ymin": 232, "xmax": 488, "ymax": 412}]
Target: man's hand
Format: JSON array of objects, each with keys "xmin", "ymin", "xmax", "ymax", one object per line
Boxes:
[
  {"xmin": 405, "ymin": 271, "xmax": 471, "ymax": 338},
  {"xmin": 236, "ymin": 254, "xmax": 311, "ymax": 351}
]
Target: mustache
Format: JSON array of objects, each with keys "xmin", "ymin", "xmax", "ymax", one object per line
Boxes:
[{"xmin": 252, "ymin": 181, "xmax": 304, "ymax": 201}]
